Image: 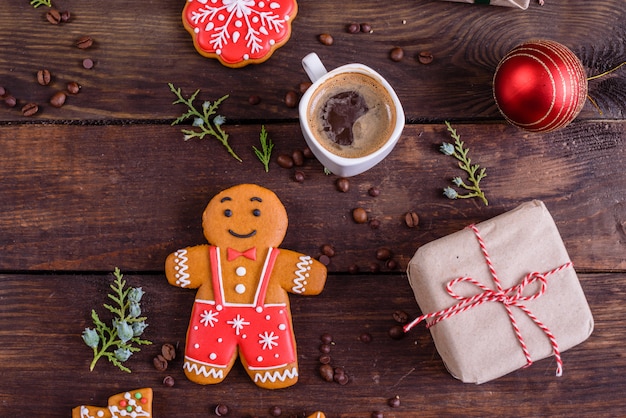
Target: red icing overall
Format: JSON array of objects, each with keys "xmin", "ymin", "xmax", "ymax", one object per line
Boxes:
[{"xmin": 185, "ymin": 246, "xmax": 295, "ymax": 370}]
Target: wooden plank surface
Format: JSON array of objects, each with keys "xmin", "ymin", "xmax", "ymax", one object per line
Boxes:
[{"xmin": 0, "ymin": 0, "xmax": 625, "ymax": 417}]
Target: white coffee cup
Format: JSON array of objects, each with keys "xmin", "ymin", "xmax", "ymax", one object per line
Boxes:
[{"xmin": 299, "ymin": 52, "xmax": 405, "ymax": 177}]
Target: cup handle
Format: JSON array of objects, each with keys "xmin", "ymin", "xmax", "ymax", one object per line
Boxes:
[{"xmin": 302, "ymin": 53, "xmax": 328, "ymax": 83}]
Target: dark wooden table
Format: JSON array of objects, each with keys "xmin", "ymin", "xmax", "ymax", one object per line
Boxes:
[{"xmin": 1, "ymin": 1, "xmax": 625, "ymax": 416}]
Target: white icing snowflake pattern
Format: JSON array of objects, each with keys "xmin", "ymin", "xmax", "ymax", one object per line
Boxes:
[
  {"xmin": 227, "ymin": 314, "xmax": 250, "ymax": 335},
  {"xmin": 199, "ymin": 309, "xmax": 220, "ymax": 327},
  {"xmin": 258, "ymin": 331, "xmax": 279, "ymax": 350},
  {"xmin": 184, "ymin": 0, "xmax": 297, "ymax": 66}
]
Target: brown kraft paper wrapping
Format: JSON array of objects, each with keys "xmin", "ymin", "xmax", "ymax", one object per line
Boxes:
[{"xmin": 406, "ymin": 200, "xmax": 594, "ymax": 384}]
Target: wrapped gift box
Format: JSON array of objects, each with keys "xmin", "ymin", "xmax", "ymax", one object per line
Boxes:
[
  {"xmin": 440, "ymin": 0, "xmax": 530, "ymax": 9},
  {"xmin": 405, "ymin": 200, "xmax": 593, "ymax": 384}
]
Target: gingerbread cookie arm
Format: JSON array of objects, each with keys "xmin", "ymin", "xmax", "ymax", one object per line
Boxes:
[
  {"xmin": 273, "ymin": 249, "xmax": 327, "ymax": 296},
  {"xmin": 165, "ymin": 244, "xmax": 211, "ymax": 289}
]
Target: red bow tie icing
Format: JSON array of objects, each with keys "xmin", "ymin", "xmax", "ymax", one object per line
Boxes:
[{"xmin": 227, "ymin": 247, "xmax": 257, "ymax": 261}]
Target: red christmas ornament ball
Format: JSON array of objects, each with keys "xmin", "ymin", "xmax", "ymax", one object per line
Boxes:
[{"xmin": 493, "ymin": 40, "xmax": 588, "ymax": 133}]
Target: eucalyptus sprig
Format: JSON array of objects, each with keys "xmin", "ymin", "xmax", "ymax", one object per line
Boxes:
[
  {"xmin": 82, "ymin": 268, "xmax": 152, "ymax": 373},
  {"xmin": 252, "ymin": 125, "xmax": 274, "ymax": 172},
  {"xmin": 168, "ymin": 83, "xmax": 242, "ymax": 162},
  {"xmin": 440, "ymin": 121, "xmax": 488, "ymax": 206},
  {"xmin": 30, "ymin": 0, "xmax": 52, "ymax": 7}
]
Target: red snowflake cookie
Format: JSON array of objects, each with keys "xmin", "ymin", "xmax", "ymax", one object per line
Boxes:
[{"xmin": 182, "ymin": 0, "xmax": 298, "ymax": 68}]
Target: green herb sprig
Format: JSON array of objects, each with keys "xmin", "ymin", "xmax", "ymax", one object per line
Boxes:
[
  {"xmin": 82, "ymin": 268, "xmax": 152, "ymax": 373},
  {"xmin": 30, "ymin": 0, "xmax": 52, "ymax": 7},
  {"xmin": 168, "ymin": 83, "xmax": 242, "ymax": 162},
  {"xmin": 252, "ymin": 125, "xmax": 274, "ymax": 172},
  {"xmin": 440, "ymin": 121, "xmax": 488, "ymax": 206}
]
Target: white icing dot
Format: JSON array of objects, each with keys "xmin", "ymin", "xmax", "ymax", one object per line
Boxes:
[
  {"xmin": 194, "ymin": 326, "xmax": 199, "ymax": 330},
  {"xmin": 194, "ymin": 27, "xmax": 200, "ymax": 33},
  {"xmin": 175, "ymin": 265, "xmax": 180, "ymax": 270},
  {"xmin": 235, "ymin": 283, "xmax": 246, "ymax": 294},
  {"xmin": 210, "ymin": 353, "xmax": 217, "ymax": 360},
  {"xmin": 194, "ymin": 343, "xmax": 200, "ymax": 349},
  {"xmin": 269, "ymin": 39, "xmax": 275, "ymax": 46},
  {"xmin": 265, "ymin": 314, "xmax": 271, "ymax": 320},
  {"xmin": 236, "ymin": 266, "xmax": 246, "ymax": 276},
  {"xmin": 217, "ymin": 337, "xmax": 223, "ymax": 343},
  {"xmin": 243, "ymin": 54, "xmax": 250, "ymax": 60},
  {"xmin": 97, "ymin": 411, "xmax": 104, "ymax": 418},
  {"xmin": 252, "ymin": 16, "xmax": 259, "ymax": 23},
  {"xmin": 257, "ymin": 355, "xmax": 264, "ymax": 362},
  {"xmin": 216, "ymin": 49, "xmax": 222, "ymax": 55},
  {"xmin": 256, "ymin": 306, "xmax": 263, "ymax": 313},
  {"xmin": 235, "ymin": 20, "xmax": 243, "ymax": 28},
  {"xmin": 285, "ymin": 15, "xmax": 290, "ymax": 21},
  {"xmin": 278, "ymin": 323, "xmax": 286, "ymax": 331},
  {"xmin": 259, "ymin": 1, "xmax": 265, "ymax": 7},
  {"xmin": 216, "ymin": 304, "xmax": 223, "ymax": 311},
  {"xmin": 279, "ymin": 309, "xmax": 284, "ymax": 314},
  {"xmin": 242, "ymin": 334, "xmax": 247, "ymax": 339},
  {"xmin": 218, "ymin": 13, "xmax": 225, "ymax": 21},
  {"xmin": 275, "ymin": 353, "xmax": 280, "ymax": 358}
]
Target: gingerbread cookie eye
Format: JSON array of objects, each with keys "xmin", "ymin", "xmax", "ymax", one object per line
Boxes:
[
  {"xmin": 253, "ymin": 209, "xmax": 261, "ymax": 217},
  {"xmin": 224, "ymin": 209, "xmax": 233, "ymax": 217}
]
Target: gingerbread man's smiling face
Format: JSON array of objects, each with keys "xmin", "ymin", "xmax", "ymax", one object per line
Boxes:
[{"xmin": 202, "ymin": 184, "xmax": 288, "ymax": 250}]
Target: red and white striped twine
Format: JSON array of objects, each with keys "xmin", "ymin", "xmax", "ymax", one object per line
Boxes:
[{"xmin": 404, "ymin": 224, "xmax": 573, "ymax": 377}]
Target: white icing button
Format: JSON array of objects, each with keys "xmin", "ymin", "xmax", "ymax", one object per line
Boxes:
[
  {"xmin": 235, "ymin": 283, "xmax": 246, "ymax": 294},
  {"xmin": 278, "ymin": 323, "xmax": 286, "ymax": 331},
  {"xmin": 97, "ymin": 411, "xmax": 104, "ymax": 418},
  {"xmin": 209, "ymin": 353, "xmax": 217, "ymax": 360},
  {"xmin": 236, "ymin": 266, "xmax": 246, "ymax": 277},
  {"xmin": 216, "ymin": 304, "xmax": 223, "ymax": 311},
  {"xmin": 256, "ymin": 306, "xmax": 263, "ymax": 313}
]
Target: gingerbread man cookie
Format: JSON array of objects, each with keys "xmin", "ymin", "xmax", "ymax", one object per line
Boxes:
[
  {"xmin": 165, "ymin": 184, "xmax": 327, "ymax": 389},
  {"xmin": 72, "ymin": 388, "xmax": 152, "ymax": 418},
  {"xmin": 182, "ymin": 0, "xmax": 298, "ymax": 68}
]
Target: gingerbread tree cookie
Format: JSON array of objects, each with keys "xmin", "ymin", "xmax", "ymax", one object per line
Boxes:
[
  {"xmin": 165, "ymin": 184, "xmax": 327, "ymax": 389},
  {"xmin": 72, "ymin": 388, "xmax": 152, "ymax": 418}
]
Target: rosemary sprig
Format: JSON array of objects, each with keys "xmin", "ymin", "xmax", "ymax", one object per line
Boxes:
[
  {"xmin": 30, "ymin": 0, "xmax": 52, "ymax": 7},
  {"xmin": 440, "ymin": 121, "xmax": 488, "ymax": 206},
  {"xmin": 81, "ymin": 268, "xmax": 152, "ymax": 373},
  {"xmin": 168, "ymin": 83, "xmax": 242, "ymax": 162},
  {"xmin": 252, "ymin": 125, "xmax": 274, "ymax": 172}
]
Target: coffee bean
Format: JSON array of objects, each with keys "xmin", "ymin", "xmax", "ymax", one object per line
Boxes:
[
  {"xmin": 67, "ymin": 81, "xmax": 81, "ymax": 94},
  {"xmin": 393, "ymin": 310, "xmax": 409, "ymax": 324},
  {"xmin": 293, "ymin": 170, "xmax": 305, "ymax": 183},
  {"xmin": 291, "ymin": 149, "xmax": 304, "ymax": 166},
  {"xmin": 284, "ymin": 90, "xmax": 298, "ymax": 108},
  {"xmin": 215, "ymin": 404, "xmax": 229, "ymax": 416},
  {"xmin": 319, "ymin": 364, "xmax": 334, "ymax": 382},
  {"xmin": 162, "ymin": 375, "xmax": 175, "ymax": 387},
  {"xmin": 37, "ymin": 69, "xmax": 51, "ymax": 86},
  {"xmin": 0, "ymin": 86, "xmax": 6, "ymax": 98},
  {"xmin": 334, "ymin": 366, "xmax": 345, "ymax": 377},
  {"xmin": 335, "ymin": 177, "xmax": 350, "ymax": 193},
  {"xmin": 248, "ymin": 95, "xmax": 261, "ymax": 105},
  {"xmin": 161, "ymin": 343, "xmax": 176, "ymax": 361},
  {"xmin": 371, "ymin": 412, "xmax": 384, "ymax": 418},
  {"xmin": 319, "ymin": 343, "xmax": 332, "ymax": 354},
  {"xmin": 76, "ymin": 35, "xmax": 94, "ymax": 49},
  {"xmin": 21, "ymin": 103, "xmax": 38, "ymax": 117},
  {"xmin": 60, "ymin": 10, "xmax": 71, "ymax": 22},
  {"xmin": 388, "ymin": 325, "xmax": 406, "ymax": 340},
  {"xmin": 359, "ymin": 332, "xmax": 372, "ymax": 343},
  {"xmin": 418, "ymin": 51, "xmax": 434, "ymax": 64},
  {"xmin": 302, "ymin": 147, "xmax": 314, "ymax": 159},
  {"xmin": 4, "ymin": 95, "xmax": 17, "ymax": 108},
  {"xmin": 46, "ymin": 9, "xmax": 62, "ymax": 24},
  {"xmin": 348, "ymin": 264, "xmax": 360, "ymax": 274},
  {"xmin": 82, "ymin": 58, "xmax": 94, "ymax": 69},
  {"xmin": 368, "ymin": 187, "xmax": 380, "ymax": 197},
  {"xmin": 404, "ymin": 211, "xmax": 419, "ymax": 228},
  {"xmin": 319, "ymin": 353, "xmax": 332, "ymax": 364},
  {"xmin": 320, "ymin": 333, "xmax": 333, "ymax": 344},
  {"xmin": 347, "ymin": 22, "xmax": 360, "ymax": 33},
  {"xmin": 49, "ymin": 91, "xmax": 67, "ymax": 108},
  {"xmin": 152, "ymin": 354, "xmax": 168, "ymax": 371},
  {"xmin": 334, "ymin": 371, "xmax": 349, "ymax": 385},
  {"xmin": 276, "ymin": 154, "xmax": 294, "ymax": 169},
  {"xmin": 390, "ymin": 47, "xmax": 404, "ymax": 62},
  {"xmin": 385, "ymin": 259, "xmax": 398, "ymax": 270},
  {"xmin": 298, "ymin": 81, "xmax": 312, "ymax": 94},
  {"xmin": 320, "ymin": 244, "xmax": 335, "ymax": 258},
  {"xmin": 388, "ymin": 396, "xmax": 401, "ymax": 408},
  {"xmin": 369, "ymin": 262, "xmax": 380, "ymax": 273},
  {"xmin": 318, "ymin": 33, "xmax": 334, "ymax": 46},
  {"xmin": 269, "ymin": 406, "xmax": 282, "ymax": 417},
  {"xmin": 369, "ymin": 219, "xmax": 381, "ymax": 229},
  {"xmin": 318, "ymin": 254, "xmax": 331, "ymax": 266},
  {"xmin": 360, "ymin": 23, "xmax": 372, "ymax": 33},
  {"xmin": 352, "ymin": 207, "xmax": 368, "ymax": 224},
  {"xmin": 375, "ymin": 247, "xmax": 393, "ymax": 261}
]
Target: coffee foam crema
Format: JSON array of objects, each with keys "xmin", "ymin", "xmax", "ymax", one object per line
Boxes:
[{"xmin": 306, "ymin": 72, "xmax": 396, "ymax": 159}]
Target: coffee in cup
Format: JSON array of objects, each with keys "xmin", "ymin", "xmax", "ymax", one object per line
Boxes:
[{"xmin": 306, "ymin": 72, "xmax": 397, "ymax": 159}]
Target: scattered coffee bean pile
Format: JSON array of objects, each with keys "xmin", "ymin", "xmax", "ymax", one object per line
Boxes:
[
  {"xmin": 152, "ymin": 342, "xmax": 178, "ymax": 387},
  {"xmin": 317, "ymin": 332, "xmax": 350, "ymax": 385},
  {"xmin": 388, "ymin": 310, "xmax": 411, "ymax": 340},
  {"xmin": 276, "ymin": 147, "xmax": 318, "ymax": 183}
]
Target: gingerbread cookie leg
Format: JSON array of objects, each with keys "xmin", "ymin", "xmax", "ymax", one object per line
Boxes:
[{"xmin": 243, "ymin": 360, "xmax": 299, "ymax": 390}]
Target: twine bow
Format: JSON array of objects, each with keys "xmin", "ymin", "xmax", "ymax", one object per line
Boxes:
[{"xmin": 404, "ymin": 224, "xmax": 573, "ymax": 376}]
